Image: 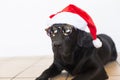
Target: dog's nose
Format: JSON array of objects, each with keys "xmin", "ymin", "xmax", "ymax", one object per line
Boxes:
[
  {"xmin": 54, "ymin": 43, "xmax": 61, "ymax": 48},
  {"xmin": 53, "ymin": 42, "xmax": 62, "ymax": 48}
]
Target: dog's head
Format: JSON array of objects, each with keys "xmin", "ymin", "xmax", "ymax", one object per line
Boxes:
[{"xmin": 45, "ymin": 24, "xmax": 93, "ymax": 56}]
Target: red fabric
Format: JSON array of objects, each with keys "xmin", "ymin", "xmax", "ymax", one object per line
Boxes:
[{"xmin": 49, "ymin": 4, "xmax": 97, "ymax": 40}]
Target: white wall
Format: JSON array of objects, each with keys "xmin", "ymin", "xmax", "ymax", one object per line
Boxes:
[{"xmin": 0, "ymin": 0, "xmax": 120, "ymax": 57}]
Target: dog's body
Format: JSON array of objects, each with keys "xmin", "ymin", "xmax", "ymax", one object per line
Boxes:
[{"xmin": 36, "ymin": 24, "xmax": 117, "ymax": 80}]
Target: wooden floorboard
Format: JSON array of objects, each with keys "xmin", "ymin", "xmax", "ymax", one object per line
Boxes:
[{"xmin": 0, "ymin": 55, "xmax": 119, "ymax": 80}]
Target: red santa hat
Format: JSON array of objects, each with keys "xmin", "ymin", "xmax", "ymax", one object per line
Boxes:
[{"xmin": 47, "ymin": 4, "xmax": 102, "ymax": 48}]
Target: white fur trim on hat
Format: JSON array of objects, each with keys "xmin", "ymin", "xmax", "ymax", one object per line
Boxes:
[
  {"xmin": 92, "ymin": 38, "xmax": 102, "ymax": 48},
  {"xmin": 47, "ymin": 12, "xmax": 87, "ymax": 31}
]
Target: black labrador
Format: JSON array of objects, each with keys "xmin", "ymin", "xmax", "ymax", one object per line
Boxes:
[{"xmin": 36, "ymin": 24, "xmax": 117, "ymax": 80}]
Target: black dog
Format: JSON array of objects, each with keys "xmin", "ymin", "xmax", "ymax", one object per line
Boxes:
[{"xmin": 36, "ymin": 24, "xmax": 117, "ymax": 80}]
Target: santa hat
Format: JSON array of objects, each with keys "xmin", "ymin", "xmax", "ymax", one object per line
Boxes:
[{"xmin": 47, "ymin": 4, "xmax": 102, "ymax": 48}]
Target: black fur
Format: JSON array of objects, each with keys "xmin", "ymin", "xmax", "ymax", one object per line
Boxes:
[{"xmin": 36, "ymin": 24, "xmax": 117, "ymax": 80}]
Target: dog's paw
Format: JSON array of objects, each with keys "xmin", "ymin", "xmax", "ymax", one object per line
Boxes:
[{"xmin": 35, "ymin": 77, "xmax": 48, "ymax": 80}]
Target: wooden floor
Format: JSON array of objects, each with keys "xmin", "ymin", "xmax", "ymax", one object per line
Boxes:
[{"xmin": 0, "ymin": 55, "xmax": 120, "ymax": 80}]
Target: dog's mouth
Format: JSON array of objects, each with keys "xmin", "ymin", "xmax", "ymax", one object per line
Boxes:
[
  {"xmin": 53, "ymin": 41, "xmax": 62, "ymax": 49},
  {"xmin": 53, "ymin": 45, "xmax": 74, "ymax": 64}
]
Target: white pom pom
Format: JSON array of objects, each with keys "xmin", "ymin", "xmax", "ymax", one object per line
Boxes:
[{"xmin": 92, "ymin": 38, "xmax": 102, "ymax": 48}]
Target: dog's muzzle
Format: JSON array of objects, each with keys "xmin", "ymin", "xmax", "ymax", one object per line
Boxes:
[{"xmin": 53, "ymin": 41, "xmax": 62, "ymax": 48}]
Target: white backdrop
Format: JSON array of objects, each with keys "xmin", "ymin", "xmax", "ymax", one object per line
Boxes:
[{"xmin": 0, "ymin": 0, "xmax": 120, "ymax": 57}]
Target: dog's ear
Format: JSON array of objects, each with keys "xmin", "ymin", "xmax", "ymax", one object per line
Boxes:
[
  {"xmin": 45, "ymin": 27, "xmax": 51, "ymax": 36},
  {"xmin": 45, "ymin": 27, "xmax": 50, "ymax": 32},
  {"xmin": 77, "ymin": 31, "xmax": 93, "ymax": 48}
]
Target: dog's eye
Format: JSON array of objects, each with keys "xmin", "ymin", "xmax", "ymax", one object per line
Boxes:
[
  {"xmin": 46, "ymin": 26, "xmax": 58, "ymax": 37},
  {"xmin": 45, "ymin": 27, "xmax": 51, "ymax": 36},
  {"xmin": 51, "ymin": 33, "xmax": 55, "ymax": 37},
  {"xmin": 48, "ymin": 27, "xmax": 58, "ymax": 37},
  {"xmin": 50, "ymin": 30, "xmax": 57, "ymax": 37},
  {"xmin": 50, "ymin": 28, "xmax": 58, "ymax": 37},
  {"xmin": 53, "ymin": 29, "xmax": 58, "ymax": 34},
  {"xmin": 63, "ymin": 26, "xmax": 72, "ymax": 36}
]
